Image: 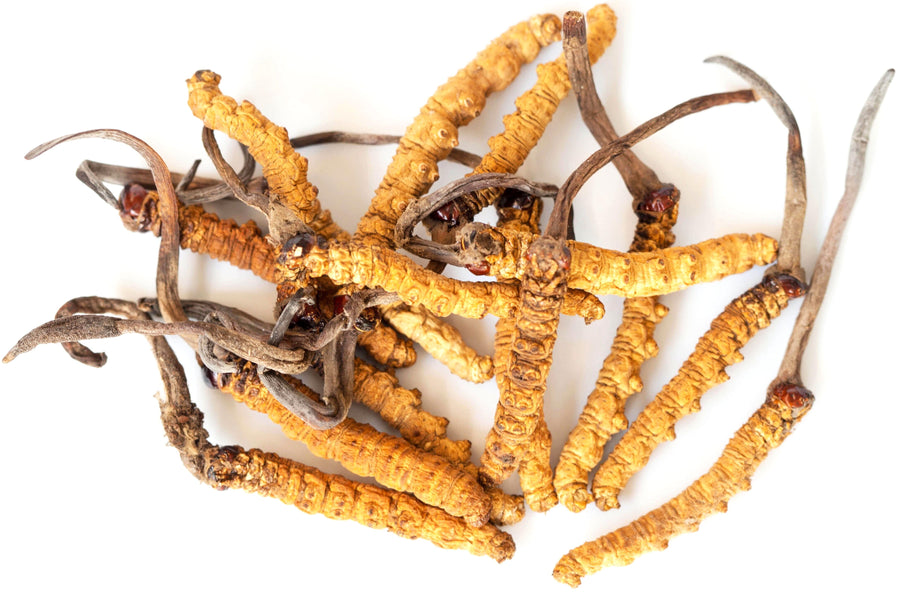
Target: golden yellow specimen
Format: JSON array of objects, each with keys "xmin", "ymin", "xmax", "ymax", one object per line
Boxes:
[
  {"xmin": 458, "ymin": 4, "xmax": 617, "ymax": 217},
  {"xmin": 554, "ymin": 383, "xmax": 814, "ymax": 585},
  {"xmin": 462, "ymin": 225, "xmax": 779, "ymax": 297},
  {"xmin": 591, "ymin": 276, "xmax": 801, "ymax": 510},
  {"xmin": 186, "ymin": 71, "xmax": 344, "ymax": 240},
  {"xmin": 277, "ymin": 240, "xmax": 605, "ymax": 322},
  {"xmin": 217, "ymin": 362, "xmax": 491, "ymax": 526},
  {"xmin": 354, "ymin": 13, "xmax": 563, "ymax": 247},
  {"xmin": 206, "ymin": 444, "xmax": 516, "ymax": 562}
]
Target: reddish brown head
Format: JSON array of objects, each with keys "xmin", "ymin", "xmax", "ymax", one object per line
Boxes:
[
  {"xmin": 764, "ymin": 272, "xmax": 808, "ymax": 299},
  {"xmin": 118, "ymin": 183, "xmax": 154, "ymax": 231},
  {"xmin": 637, "ymin": 184, "xmax": 680, "ymax": 213},
  {"xmin": 769, "ymin": 382, "xmax": 815, "ymax": 419}
]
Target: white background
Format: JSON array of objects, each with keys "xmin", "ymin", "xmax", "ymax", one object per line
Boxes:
[{"xmin": 1, "ymin": 1, "xmax": 897, "ymax": 591}]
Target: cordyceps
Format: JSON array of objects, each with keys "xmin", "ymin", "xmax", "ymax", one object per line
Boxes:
[
  {"xmin": 3, "ymin": 3, "xmax": 891, "ymax": 588},
  {"xmin": 554, "ymin": 70, "xmax": 892, "ymax": 586}
]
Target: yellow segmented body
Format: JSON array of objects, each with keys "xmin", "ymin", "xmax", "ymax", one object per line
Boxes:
[
  {"xmin": 136, "ymin": 190, "xmax": 279, "ymax": 283},
  {"xmin": 217, "ymin": 363, "xmax": 491, "ymax": 526},
  {"xmin": 204, "ymin": 445, "xmax": 515, "ymax": 562},
  {"xmin": 186, "ymin": 70, "xmax": 345, "ymax": 239},
  {"xmin": 356, "ymin": 322, "xmax": 418, "ymax": 367},
  {"xmin": 592, "ymin": 279, "xmax": 796, "ymax": 510},
  {"xmin": 465, "ymin": 226, "xmax": 778, "ymax": 296},
  {"xmin": 480, "ymin": 237, "xmax": 569, "ymax": 488},
  {"xmin": 354, "ymin": 13, "xmax": 562, "ymax": 247},
  {"xmin": 382, "ymin": 302, "xmax": 494, "ymax": 383},
  {"xmin": 353, "ymin": 358, "xmax": 471, "ymax": 464},
  {"xmin": 278, "ymin": 241, "xmax": 605, "ymax": 322},
  {"xmin": 555, "ymin": 297, "xmax": 668, "ymax": 510},
  {"xmin": 554, "ymin": 388, "xmax": 812, "ymax": 585},
  {"xmin": 460, "ymin": 4, "xmax": 618, "ymax": 216},
  {"xmin": 555, "ymin": 206, "xmax": 678, "ymax": 512}
]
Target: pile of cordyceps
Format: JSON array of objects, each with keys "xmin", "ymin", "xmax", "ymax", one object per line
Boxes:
[{"xmin": 4, "ymin": 5, "xmax": 891, "ymax": 587}]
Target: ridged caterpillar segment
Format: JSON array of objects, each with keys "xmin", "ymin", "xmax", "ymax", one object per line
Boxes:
[
  {"xmin": 591, "ymin": 276, "xmax": 801, "ymax": 510},
  {"xmin": 204, "ymin": 444, "xmax": 516, "ymax": 562},
  {"xmin": 479, "ymin": 237, "xmax": 570, "ymax": 489},
  {"xmin": 463, "ymin": 225, "xmax": 778, "ymax": 297},
  {"xmin": 354, "ymin": 12, "xmax": 563, "ymax": 247},
  {"xmin": 352, "ymin": 358, "xmax": 472, "ymax": 464},
  {"xmin": 186, "ymin": 71, "xmax": 344, "ymax": 239},
  {"xmin": 277, "ymin": 240, "xmax": 605, "ymax": 322},
  {"xmin": 554, "ymin": 196, "xmax": 678, "ymax": 512},
  {"xmin": 216, "ymin": 363, "xmax": 491, "ymax": 526},
  {"xmin": 459, "ymin": 4, "xmax": 617, "ymax": 217},
  {"xmin": 554, "ymin": 385, "xmax": 814, "ymax": 585},
  {"xmin": 381, "ymin": 303, "xmax": 494, "ymax": 383},
  {"xmin": 554, "ymin": 296, "xmax": 668, "ymax": 510},
  {"xmin": 130, "ymin": 189, "xmax": 279, "ymax": 283}
]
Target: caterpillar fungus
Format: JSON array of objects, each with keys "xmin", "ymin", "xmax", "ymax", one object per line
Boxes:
[
  {"xmin": 353, "ymin": 12, "xmax": 563, "ymax": 248},
  {"xmin": 553, "ymin": 10, "xmax": 680, "ymax": 512}
]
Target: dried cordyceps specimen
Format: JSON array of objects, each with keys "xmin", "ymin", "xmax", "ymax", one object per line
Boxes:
[
  {"xmin": 590, "ymin": 58, "xmax": 813, "ymax": 511},
  {"xmin": 277, "ymin": 238, "xmax": 606, "ymax": 322},
  {"xmin": 450, "ymin": 4, "xmax": 617, "ymax": 222},
  {"xmin": 6, "ymin": 4, "xmax": 891, "ymax": 587},
  {"xmin": 216, "ymin": 361, "xmax": 492, "ymax": 526},
  {"xmin": 554, "ymin": 69, "xmax": 892, "ymax": 585},
  {"xmin": 554, "ymin": 11, "xmax": 679, "ymax": 511},
  {"xmin": 460, "ymin": 224, "xmax": 776, "ymax": 297},
  {"xmin": 381, "ymin": 303, "xmax": 494, "ymax": 383},
  {"xmin": 354, "ymin": 11, "xmax": 562, "ymax": 247},
  {"xmin": 187, "ymin": 70, "xmax": 343, "ymax": 242},
  {"xmin": 119, "ymin": 186, "xmax": 280, "ymax": 282},
  {"xmin": 352, "ymin": 358, "xmax": 472, "ymax": 464}
]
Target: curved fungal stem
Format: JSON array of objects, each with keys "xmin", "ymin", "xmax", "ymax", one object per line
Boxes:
[
  {"xmin": 26, "ymin": 129, "xmax": 187, "ymax": 327},
  {"xmin": 774, "ymin": 68, "xmax": 893, "ymax": 387},
  {"xmin": 289, "ymin": 131, "xmax": 483, "ymax": 169},
  {"xmin": 548, "ymin": 89, "xmax": 757, "ymax": 238},
  {"xmin": 706, "ymin": 55, "xmax": 807, "ymax": 281}
]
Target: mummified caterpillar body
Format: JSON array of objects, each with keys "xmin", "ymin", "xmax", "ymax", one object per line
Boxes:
[
  {"xmin": 278, "ymin": 240, "xmax": 605, "ymax": 322},
  {"xmin": 554, "ymin": 296, "xmax": 668, "ymax": 510},
  {"xmin": 354, "ymin": 12, "xmax": 562, "ymax": 247},
  {"xmin": 461, "ymin": 225, "xmax": 778, "ymax": 297},
  {"xmin": 124, "ymin": 187, "xmax": 279, "ymax": 283},
  {"xmin": 591, "ymin": 274, "xmax": 804, "ymax": 510},
  {"xmin": 205, "ymin": 445, "xmax": 515, "ymax": 562},
  {"xmin": 554, "ymin": 383, "xmax": 814, "ymax": 585},
  {"xmin": 555, "ymin": 197, "xmax": 678, "ymax": 512},
  {"xmin": 186, "ymin": 71, "xmax": 345, "ymax": 239},
  {"xmin": 479, "ymin": 237, "xmax": 570, "ymax": 489},
  {"xmin": 352, "ymin": 358, "xmax": 472, "ymax": 465},
  {"xmin": 458, "ymin": 5, "xmax": 617, "ymax": 217},
  {"xmin": 381, "ymin": 303, "xmax": 494, "ymax": 383},
  {"xmin": 216, "ymin": 363, "xmax": 491, "ymax": 526}
]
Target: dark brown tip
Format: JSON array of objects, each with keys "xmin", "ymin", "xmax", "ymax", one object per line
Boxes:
[
  {"xmin": 428, "ymin": 200, "xmax": 465, "ymax": 227},
  {"xmin": 281, "ymin": 232, "xmax": 324, "ymax": 258},
  {"xmin": 496, "ymin": 187, "xmax": 536, "ymax": 211}
]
